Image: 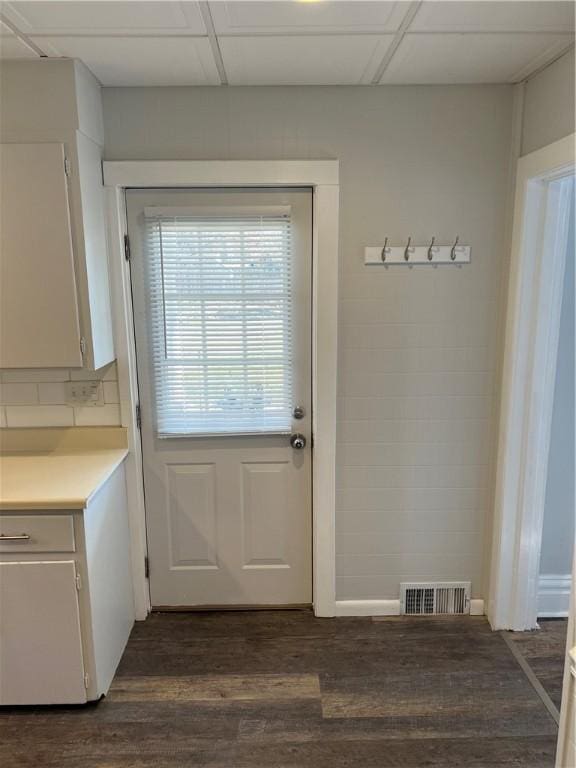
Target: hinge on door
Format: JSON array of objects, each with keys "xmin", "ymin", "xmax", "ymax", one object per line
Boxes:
[
  {"xmin": 64, "ymin": 156, "xmax": 71, "ymax": 177},
  {"xmin": 75, "ymin": 572, "xmax": 82, "ymax": 591},
  {"xmin": 80, "ymin": 337, "xmax": 86, "ymax": 358},
  {"xmin": 124, "ymin": 234, "xmax": 131, "ymax": 261},
  {"xmin": 136, "ymin": 403, "xmax": 142, "ymax": 431},
  {"xmin": 144, "ymin": 555, "xmax": 150, "ymax": 579},
  {"xmin": 84, "ymin": 673, "xmax": 90, "ymax": 690}
]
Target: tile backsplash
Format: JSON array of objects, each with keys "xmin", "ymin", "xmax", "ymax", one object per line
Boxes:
[{"xmin": 0, "ymin": 363, "xmax": 121, "ymax": 428}]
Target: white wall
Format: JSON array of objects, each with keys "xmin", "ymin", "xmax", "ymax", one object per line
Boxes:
[
  {"xmin": 522, "ymin": 47, "xmax": 575, "ymax": 156},
  {"xmin": 103, "ymin": 84, "xmax": 514, "ymax": 601},
  {"xmin": 540, "ymin": 184, "xmax": 575, "ymax": 577}
]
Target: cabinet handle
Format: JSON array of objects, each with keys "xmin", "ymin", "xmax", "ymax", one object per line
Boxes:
[{"xmin": 0, "ymin": 533, "xmax": 30, "ymax": 541}]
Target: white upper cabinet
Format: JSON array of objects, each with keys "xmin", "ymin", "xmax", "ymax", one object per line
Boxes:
[
  {"xmin": 0, "ymin": 142, "xmax": 83, "ymax": 368},
  {"xmin": 0, "ymin": 59, "xmax": 114, "ymax": 370}
]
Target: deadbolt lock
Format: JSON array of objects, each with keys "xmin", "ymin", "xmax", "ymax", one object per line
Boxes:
[{"xmin": 293, "ymin": 406, "xmax": 305, "ymax": 420}]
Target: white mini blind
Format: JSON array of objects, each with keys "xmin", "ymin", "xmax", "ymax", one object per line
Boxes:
[{"xmin": 144, "ymin": 209, "xmax": 294, "ymax": 437}]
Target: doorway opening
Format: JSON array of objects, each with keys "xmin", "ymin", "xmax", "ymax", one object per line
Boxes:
[
  {"xmin": 104, "ymin": 159, "xmax": 340, "ymax": 619},
  {"xmin": 487, "ymin": 134, "xmax": 575, "ymax": 764},
  {"xmin": 538, "ymin": 178, "xmax": 574, "ymax": 625},
  {"xmin": 489, "ymin": 135, "xmax": 575, "ymax": 633}
]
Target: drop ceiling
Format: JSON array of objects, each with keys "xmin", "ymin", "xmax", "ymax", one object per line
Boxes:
[{"xmin": 0, "ymin": 1, "xmax": 574, "ymax": 86}]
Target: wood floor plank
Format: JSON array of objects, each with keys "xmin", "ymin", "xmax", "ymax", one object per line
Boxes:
[
  {"xmin": 116, "ymin": 633, "xmax": 521, "ymax": 679},
  {"xmin": 224, "ymin": 735, "xmax": 558, "ymax": 767},
  {"xmin": 127, "ymin": 610, "xmax": 494, "ymax": 641},
  {"xmin": 1, "ymin": 727, "xmax": 557, "ymax": 768},
  {"xmin": 109, "ymin": 673, "xmax": 320, "ymax": 702},
  {"xmin": 321, "ymin": 668, "xmax": 558, "ymax": 728}
]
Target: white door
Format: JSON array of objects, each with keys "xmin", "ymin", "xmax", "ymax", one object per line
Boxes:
[{"xmin": 127, "ymin": 188, "xmax": 312, "ymax": 607}]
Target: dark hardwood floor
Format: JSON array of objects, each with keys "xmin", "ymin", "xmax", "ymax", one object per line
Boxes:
[
  {"xmin": 506, "ymin": 618, "xmax": 568, "ymax": 712},
  {"xmin": 1, "ymin": 612, "xmax": 560, "ymax": 767}
]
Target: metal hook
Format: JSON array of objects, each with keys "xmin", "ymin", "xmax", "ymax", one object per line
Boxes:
[
  {"xmin": 404, "ymin": 236, "xmax": 412, "ymax": 262},
  {"xmin": 381, "ymin": 237, "xmax": 389, "ymax": 262},
  {"xmin": 427, "ymin": 236, "xmax": 436, "ymax": 261},
  {"xmin": 450, "ymin": 235, "xmax": 459, "ymax": 261}
]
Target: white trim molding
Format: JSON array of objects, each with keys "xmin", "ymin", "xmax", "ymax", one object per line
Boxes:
[
  {"xmin": 335, "ymin": 600, "xmax": 400, "ymax": 617},
  {"xmin": 488, "ymin": 134, "xmax": 575, "ymax": 631},
  {"xmin": 556, "ymin": 568, "xmax": 576, "ymax": 768},
  {"xmin": 538, "ymin": 575, "xmax": 572, "ymax": 618},
  {"xmin": 470, "ymin": 599, "xmax": 485, "ymax": 616},
  {"xmin": 335, "ymin": 598, "xmax": 484, "ymax": 617},
  {"xmin": 106, "ymin": 188, "xmax": 149, "ymax": 620},
  {"xmin": 104, "ymin": 159, "xmax": 340, "ymax": 619},
  {"xmin": 103, "ymin": 160, "xmax": 339, "ymax": 189}
]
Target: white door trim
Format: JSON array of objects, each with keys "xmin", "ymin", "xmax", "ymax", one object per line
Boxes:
[
  {"xmin": 104, "ymin": 160, "xmax": 339, "ymax": 619},
  {"xmin": 556, "ymin": 568, "xmax": 576, "ymax": 768},
  {"xmin": 487, "ymin": 134, "xmax": 575, "ymax": 632},
  {"xmin": 537, "ymin": 574, "xmax": 572, "ymax": 618}
]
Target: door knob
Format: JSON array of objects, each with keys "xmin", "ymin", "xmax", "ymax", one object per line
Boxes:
[{"xmin": 290, "ymin": 433, "xmax": 306, "ymax": 450}]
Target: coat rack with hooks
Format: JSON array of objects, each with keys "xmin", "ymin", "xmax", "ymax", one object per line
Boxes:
[{"xmin": 364, "ymin": 237, "xmax": 471, "ymax": 266}]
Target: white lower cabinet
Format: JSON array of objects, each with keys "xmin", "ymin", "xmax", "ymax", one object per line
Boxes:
[
  {"xmin": 0, "ymin": 464, "xmax": 134, "ymax": 705},
  {"xmin": 0, "ymin": 561, "xmax": 86, "ymax": 705}
]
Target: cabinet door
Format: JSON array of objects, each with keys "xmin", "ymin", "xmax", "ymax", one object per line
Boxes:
[
  {"xmin": 0, "ymin": 143, "xmax": 83, "ymax": 367},
  {"xmin": 0, "ymin": 560, "xmax": 87, "ymax": 705}
]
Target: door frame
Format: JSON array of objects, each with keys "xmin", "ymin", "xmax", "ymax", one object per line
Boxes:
[
  {"xmin": 104, "ymin": 160, "xmax": 339, "ymax": 620},
  {"xmin": 556, "ymin": 566, "xmax": 576, "ymax": 768},
  {"xmin": 487, "ymin": 134, "xmax": 575, "ymax": 631}
]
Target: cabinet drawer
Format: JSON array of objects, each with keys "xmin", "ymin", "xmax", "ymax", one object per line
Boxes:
[{"xmin": 0, "ymin": 515, "xmax": 75, "ymax": 553}]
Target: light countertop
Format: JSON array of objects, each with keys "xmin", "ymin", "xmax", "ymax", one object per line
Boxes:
[{"xmin": 0, "ymin": 428, "xmax": 128, "ymax": 510}]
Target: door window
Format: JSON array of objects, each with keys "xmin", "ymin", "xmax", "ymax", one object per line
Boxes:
[{"xmin": 144, "ymin": 208, "xmax": 294, "ymax": 436}]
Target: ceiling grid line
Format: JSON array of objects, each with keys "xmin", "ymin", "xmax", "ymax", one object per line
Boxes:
[
  {"xmin": 513, "ymin": 38, "xmax": 575, "ymax": 82},
  {"xmin": 371, "ymin": 1, "xmax": 423, "ymax": 85},
  {"xmin": 19, "ymin": 31, "xmax": 576, "ymax": 39},
  {"xmin": 0, "ymin": 11, "xmax": 46, "ymax": 57},
  {"xmin": 198, "ymin": 1, "xmax": 228, "ymax": 86}
]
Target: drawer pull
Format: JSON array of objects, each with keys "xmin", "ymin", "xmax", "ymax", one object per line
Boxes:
[{"xmin": 0, "ymin": 533, "xmax": 31, "ymax": 541}]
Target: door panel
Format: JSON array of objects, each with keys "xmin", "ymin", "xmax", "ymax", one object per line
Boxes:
[
  {"xmin": 127, "ymin": 188, "xmax": 312, "ymax": 607},
  {"xmin": 241, "ymin": 462, "xmax": 290, "ymax": 567},
  {"xmin": 166, "ymin": 463, "xmax": 218, "ymax": 569}
]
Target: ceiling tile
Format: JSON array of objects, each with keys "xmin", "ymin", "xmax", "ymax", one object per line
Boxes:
[
  {"xmin": 381, "ymin": 32, "xmax": 574, "ymax": 84},
  {"xmin": 220, "ymin": 34, "xmax": 393, "ymax": 85},
  {"xmin": 210, "ymin": 1, "xmax": 407, "ymax": 34},
  {"xmin": 4, "ymin": 2, "xmax": 206, "ymax": 34},
  {"xmin": 33, "ymin": 36, "xmax": 221, "ymax": 86},
  {"xmin": 0, "ymin": 34, "xmax": 39, "ymax": 58},
  {"xmin": 411, "ymin": 1, "xmax": 575, "ymax": 33}
]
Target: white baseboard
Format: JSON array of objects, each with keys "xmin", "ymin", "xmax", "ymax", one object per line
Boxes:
[
  {"xmin": 470, "ymin": 599, "xmax": 485, "ymax": 616},
  {"xmin": 334, "ymin": 599, "xmax": 400, "ymax": 617},
  {"xmin": 538, "ymin": 574, "xmax": 571, "ymax": 618},
  {"xmin": 334, "ymin": 598, "xmax": 485, "ymax": 617}
]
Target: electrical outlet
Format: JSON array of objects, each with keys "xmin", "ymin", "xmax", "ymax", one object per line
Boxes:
[{"xmin": 67, "ymin": 381, "xmax": 103, "ymax": 406}]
